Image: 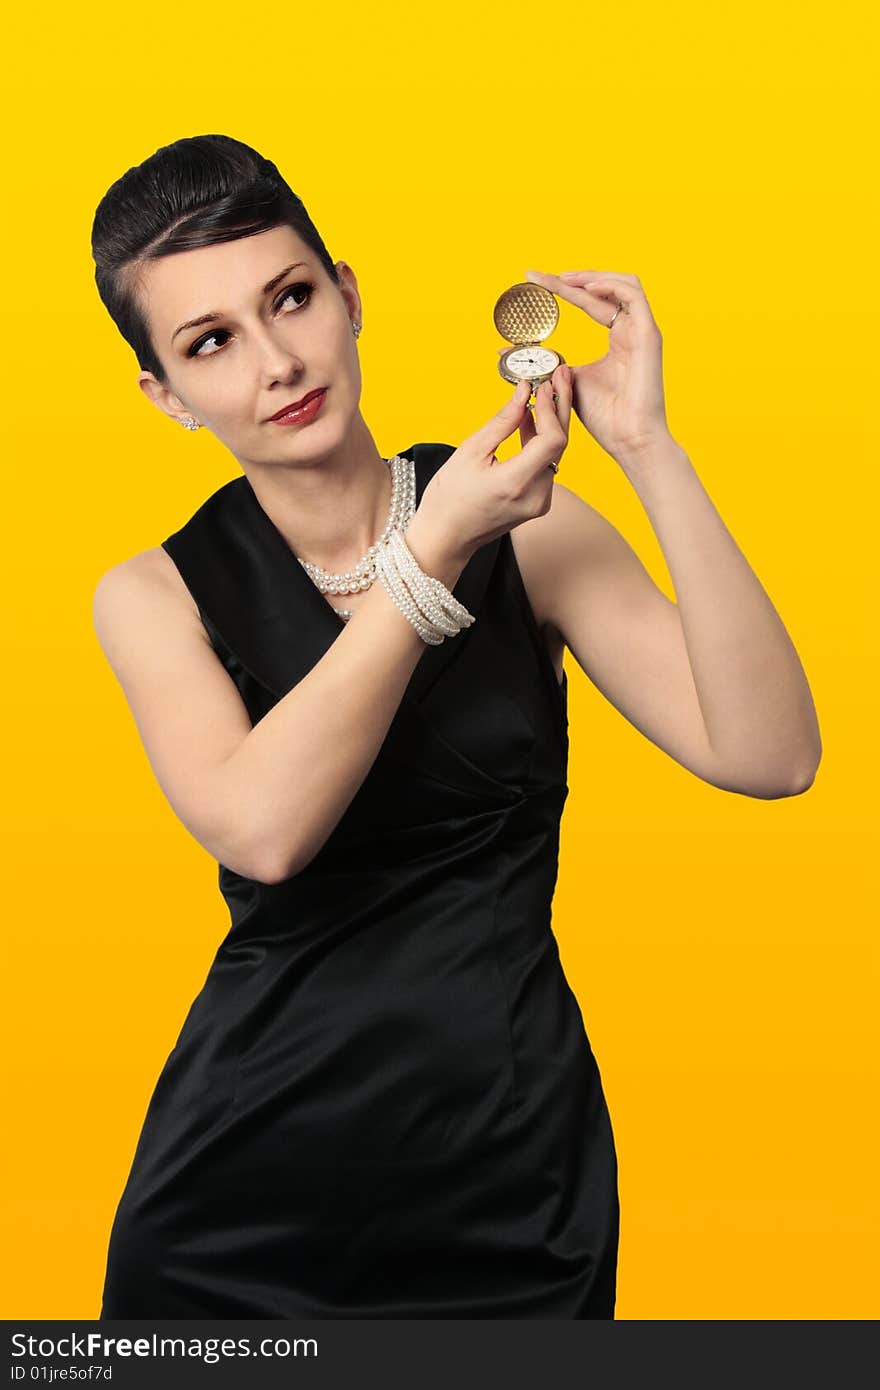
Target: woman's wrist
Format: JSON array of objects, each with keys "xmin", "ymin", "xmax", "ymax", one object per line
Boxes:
[{"xmin": 401, "ymin": 514, "xmax": 470, "ymax": 591}]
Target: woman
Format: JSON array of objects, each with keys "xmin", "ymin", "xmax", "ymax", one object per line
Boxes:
[{"xmin": 92, "ymin": 134, "xmax": 821, "ymax": 1319}]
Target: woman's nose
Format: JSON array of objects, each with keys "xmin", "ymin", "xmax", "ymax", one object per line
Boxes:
[{"xmin": 255, "ymin": 331, "xmax": 304, "ymax": 387}]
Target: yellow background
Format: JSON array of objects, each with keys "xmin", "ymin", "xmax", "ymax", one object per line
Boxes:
[{"xmin": 2, "ymin": 0, "xmax": 876, "ymax": 1320}]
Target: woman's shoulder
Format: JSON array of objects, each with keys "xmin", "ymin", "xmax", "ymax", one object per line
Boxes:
[
  {"xmin": 94, "ymin": 470, "xmax": 250, "ymax": 621},
  {"xmin": 93, "ymin": 546, "xmax": 203, "ymax": 626}
]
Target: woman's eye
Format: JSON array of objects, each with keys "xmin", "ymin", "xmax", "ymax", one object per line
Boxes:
[
  {"xmin": 276, "ymin": 281, "xmax": 314, "ymax": 312},
  {"xmin": 188, "ymin": 330, "xmax": 230, "ymax": 358}
]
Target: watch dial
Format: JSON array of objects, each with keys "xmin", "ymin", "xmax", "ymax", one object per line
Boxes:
[{"xmin": 505, "ymin": 346, "xmax": 560, "ymax": 378}]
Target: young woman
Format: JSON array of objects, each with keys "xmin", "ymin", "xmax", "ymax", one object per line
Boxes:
[{"xmin": 92, "ymin": 134, "xmax": 821, "ymax": 1319}]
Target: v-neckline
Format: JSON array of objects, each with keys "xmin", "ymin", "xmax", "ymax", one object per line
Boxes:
[
  {"xmin": 163, "ymin": 443, "xmax": 505, "ymax": 710},
  {"xmin": 238, "ymin": 465, "xmax": 404, "ymax": 638},
  {"xmin": 242, "ymin": 443, "xmax": 458, "ymax": 635}
]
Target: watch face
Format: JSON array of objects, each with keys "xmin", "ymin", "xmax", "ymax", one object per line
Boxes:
[{"xmin": 503, "ymin": 345, "xmax": 560, "ymax": 379}]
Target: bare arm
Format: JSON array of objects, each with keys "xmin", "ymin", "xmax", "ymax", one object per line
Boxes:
[
  {"xmin": 620, "ymin": 435, "xmax": 822, "ymax": 792},
  {"xmin": 517, "ymin": 442, "xmax": 821, "ymax": 798},
  {"xmin": 93, "ymin": 513, "xmax": 465, "ymax": 886}
]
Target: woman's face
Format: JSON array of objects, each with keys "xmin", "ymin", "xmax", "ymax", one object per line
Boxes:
[{"xmin": 135, "ymin": 223, "xmax": 363, "ymax": 468}]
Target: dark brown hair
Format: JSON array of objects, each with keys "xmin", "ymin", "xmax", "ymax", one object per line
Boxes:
[{"xmin": 91, "ymin": 134, "xmax": 339, "ymax": 382}]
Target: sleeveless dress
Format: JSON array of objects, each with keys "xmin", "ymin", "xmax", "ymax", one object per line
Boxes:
[{"xmin": 99, "ymin": 442, "xmax": 620, "ymax": 1319}]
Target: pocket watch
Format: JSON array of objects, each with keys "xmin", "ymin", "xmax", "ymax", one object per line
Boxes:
[{"xmin": 493, "ymin": 281, "xmax": 565, "ymax": 394}]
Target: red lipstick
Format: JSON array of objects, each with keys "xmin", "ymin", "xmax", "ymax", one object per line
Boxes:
[{"xmin": 267, "ymin": 388, "xmax": 327, "ymax": 425}]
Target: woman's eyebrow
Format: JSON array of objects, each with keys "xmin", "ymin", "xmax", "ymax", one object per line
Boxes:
[{"xmin": 170, "ymin": 261, "xmax": 310, "ymax": 344}]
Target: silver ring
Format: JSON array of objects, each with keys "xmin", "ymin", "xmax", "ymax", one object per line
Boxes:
[{"xmin": 608, "ymin": 299, "xmax": 627, "ymax": 328}]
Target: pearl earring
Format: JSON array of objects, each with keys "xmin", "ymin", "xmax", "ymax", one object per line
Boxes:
[{"xmin": 180, "ymin": 417, "xmax": 201, "ymax": 431}]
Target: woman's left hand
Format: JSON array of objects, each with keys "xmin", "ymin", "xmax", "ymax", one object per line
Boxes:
[{"xmin": 522, "ymin": 268, "xmax": 672, "ymax": 464}]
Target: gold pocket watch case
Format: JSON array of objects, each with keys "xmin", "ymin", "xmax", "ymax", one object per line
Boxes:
[{"xmin": 493, "ymin": 281, "xmax": 565, "ymax": 392}]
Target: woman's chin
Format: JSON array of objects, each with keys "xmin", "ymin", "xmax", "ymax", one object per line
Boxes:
[{"xmin": 261, "ymin": 415, "xmax": 351, "ymax": 467}]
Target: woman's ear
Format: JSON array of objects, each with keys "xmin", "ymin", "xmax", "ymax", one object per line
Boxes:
[
  {"xmin": 334, "ymin": 261, "xmax": 362, "ymax": 330},
  {"xmin": 137, "ymin": 371, "xmax": 199, "ymax": 428}
]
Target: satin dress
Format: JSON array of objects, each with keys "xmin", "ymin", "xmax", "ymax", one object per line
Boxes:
[{"xmin": 99, "ymin": 442, "xmax": 620, "ymax": 1319}]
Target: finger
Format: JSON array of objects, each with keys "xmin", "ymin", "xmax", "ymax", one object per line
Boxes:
[
  {"xmin": 574, "ymin": 280, "xmax": 638, "ymax": 328},
  {"xmin": 525, "ymin": 268, "xmax": 649, "ymax": 329},
  {"xmin": 515, "ymin": 416, "xmax": 568, "ymax": 479},
  {"xmin": 536, "ymin": 368, "xmax": 572, "ymax": 448},
  {"xmin": 518, "ymin": 397, "xmax": 537, "ymax": 450},
  {"xmin": 530, "ymin": 268, "xmax": 641, "ymax": 288},
  {"xmin": 509, "ymin": 379, "xmax": 569, "ymax": 479},
  {"xmin": 469, "ymin": 379, "xmax": 531, "ymax": 455},
  {"xmin": 557, "ymin": 270, "xmax": 641, "ymax": 285},
  {"xmin": 531, "ymin": 365, "xmax": 571, "ymax": 435},
  {"xmin": 551, "ymin": 363, "xmax": 573, "ymax": 439},
  {"xmin": 517, "ymin": 365, "xmax": 569, "ymax": 451}
]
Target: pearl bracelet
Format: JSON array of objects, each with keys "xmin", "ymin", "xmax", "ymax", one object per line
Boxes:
[
  {"xmin": 385, "ymin": 530, "xmax": 462, "ymax": 638},
  {"xmin": 391, "ymin": 528, "xmax": 476, "ymax": 638},
  {"xmin": 375, "ymin": 528, "xmax": 476, "ymax": 644},
  {"xmin": 376, "ymin": 540, "xmax": 446, "ymax": 644}
]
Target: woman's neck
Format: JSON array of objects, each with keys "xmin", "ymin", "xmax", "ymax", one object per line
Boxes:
[{"xmin": 240, "ymin": 415, "xmax": 393, "ymax": 572}]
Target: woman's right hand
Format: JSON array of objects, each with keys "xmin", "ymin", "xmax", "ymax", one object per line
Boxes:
[{"xmin": 407, "ymin": 363, "xmax": 573, "ymax": 572}]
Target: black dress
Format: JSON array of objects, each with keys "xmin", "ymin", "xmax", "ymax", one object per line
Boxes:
[{"xmin": 99, "ymin": 442, "xmax": 620, "ymax": 1319}]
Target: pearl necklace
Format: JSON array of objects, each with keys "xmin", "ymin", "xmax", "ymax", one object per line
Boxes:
[{"xmin": 297, "ymin": 455, "xmax": 417, "ymax": 620}]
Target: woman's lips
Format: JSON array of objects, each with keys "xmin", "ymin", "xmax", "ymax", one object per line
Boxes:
[{"xmin": 269, "ymin": 388, "xmax": 327, "ymax": 426}]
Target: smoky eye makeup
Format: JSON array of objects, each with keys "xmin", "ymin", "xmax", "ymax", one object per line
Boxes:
[
  {"xmin": 186, "ymin": 329, "xmax": 229, "ymax": 359},
  {"xmin": 184, "ymin": 281, "xmax": 316, "ymax": 359},
  {"xmin": 275, "ymin": 281, "xmax": 315, "ymax": 312}
]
